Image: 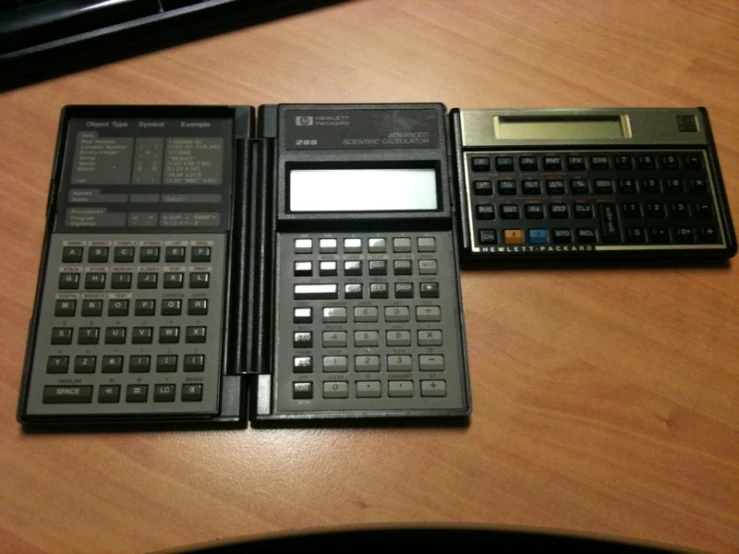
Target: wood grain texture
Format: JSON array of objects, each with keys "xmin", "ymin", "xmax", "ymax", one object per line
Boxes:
[{"xmin": 1, "ymin": 1, "xmax": 738, "ymax": 552}]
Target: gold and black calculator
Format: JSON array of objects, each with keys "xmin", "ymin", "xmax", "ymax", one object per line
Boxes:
[
  {"xmin": 17, "ymin": 105, "xmax": 255, "ymax": 427},
  {"xmin": 251, "ymin": 103, "xmax": 471, "ymax": 422},
  {"xmin": 451, "ymin": 108, "xmax": 736, "ymax": 261}
]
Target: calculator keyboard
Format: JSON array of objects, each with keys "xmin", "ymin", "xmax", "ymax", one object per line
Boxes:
[
  {"xmin": 272, "ymin": 231, "xmax": 467, "ymax": 414},
  {"xmin": 24, "ymin": 234, "xmax": 226, "ymax": 416},
  {"xmin": 464, "ymin": 150, "xmax": 728, "ymax": 254}
]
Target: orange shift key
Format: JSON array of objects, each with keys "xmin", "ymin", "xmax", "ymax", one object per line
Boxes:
[{"xmin": 504, "ymin": 229, "xmax": 523, "ymax": 245}]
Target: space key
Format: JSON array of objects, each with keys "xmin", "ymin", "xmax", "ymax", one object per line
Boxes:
[
  {"xmin": 43, "ymin": 386, "xmax": 93, "ymax": 404},
  {"xmin": 294, "ymin": 284, "xmax": 338, "ymax": 300}
]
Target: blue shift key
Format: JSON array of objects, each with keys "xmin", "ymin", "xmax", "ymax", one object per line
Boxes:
[{"xmin": 528, "ymin": 229, "xmax": 548, "ymax": 245}]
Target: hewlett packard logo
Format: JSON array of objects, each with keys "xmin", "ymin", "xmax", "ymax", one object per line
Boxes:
[{"xmin": 295, "ymin": 116, "xmax": 314, "ymax": 126}]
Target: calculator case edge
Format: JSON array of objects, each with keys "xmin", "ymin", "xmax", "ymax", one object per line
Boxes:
[{"xmin": 18, "ymin": 104, "xmax": 254, "ymax": 429}]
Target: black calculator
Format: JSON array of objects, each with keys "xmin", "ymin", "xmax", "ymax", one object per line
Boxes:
[
  {"xmin": 451, "ymin": 108, "xmax": 736, "ymax": 261},
  {"xmin": 17, "ymin": 105, "xmax": 255, "ymax": 427}
]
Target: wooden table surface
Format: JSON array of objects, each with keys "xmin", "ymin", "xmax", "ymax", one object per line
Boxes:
[{"xmin": 1, "ymin": 1, "xmax": 738, "ymax": 552}]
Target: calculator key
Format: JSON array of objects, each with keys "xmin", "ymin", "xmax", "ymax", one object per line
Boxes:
[
  {"xmin": 323, "ymin": 331, "xmax": 347, "ymax": 348},
  {"xmin": 319, "ymin": 238, "xmax": 338, "ymax": 253},
  {"xmin": 165, "ymin": 246, "xmax": 185, "ymax": 262},
  {"xmin": 186, "ymin": 326, "xmax": 207, "ymax": 343},
  {"xmin": 129, "ymin": 355, "xmax": 151, "ymax": 373},
  {"xmin": 344, "ymin": 238, "xmax": 362, "ymax": 253},
  {"xmin": 182, "ymin": 384, "xmax": 203, "ymax": 402},
  {"xmin": 549, "ymin": 203, "xmax": 569, "ymax": 219},
  {"xmin": 139, "ymin": 247, "xmax": 160, "ymax": 262},
  {"xmin": 368, "ymin": 238, "xmax": 386, "ymax": 253},
  {"xmin": 74, "ymin": 356, "xmax": 96, "ymax": 374},
  {"xmin": 473, "ymin": 180, "xmax": 493, "ymax": 195},
  {"xmin": 344, "ymin": 260, "xmax": 362, "ymax": 276},
  {"xmin": 98, "ymin": 385, "xmax": 121, "ymax": 403},
  {"xmin": 594, "ymin": 179, "xmax": 614, "ymax": 194},
  {"xmin": 572, "ymin": 203, "xmax": 593, "ymax": 219},
  {"xmin": 646, "ymin": 203, "xmax": 666, "ymax": 218},
  {"xmin": 392, "ymin": 237, "xmax": 412, "ymax": 252},
  {"xmin": 189, "ymin": 272, "xmax": 210, "ymax": 288},
  {"xmin": 81, "ymin": 299, "xmax": 103, "ymax": 316},
  {"xmin": 520, "ymin": 156, "xmax": 538, "ymax": 171},
  {"xmin": 126, "ymin": 385, "xmax": 148, "ymax": 403},
  {"xmin": 323, "ymin": 356, "xmax": 349, "ymax": 372},
  {"xmin": 388, "ymin": 381, "xmax": 414, "ymax": 398},
  {"xmin": 323, "ymin": 381, "xmax": 349, "ymax": 398},
  {"xmin": 294, "ymin": 239, "xmax": 312, "ymax": 254},
  {"xmin": 191, "ymin": 246, "xmax": 211, "ymax": 262},
  {"xmin": 386, "ymin": 330, "xmax": 411, "ymax": 347},
  {"xmin": 625, "ymin": 227, "xmax": 646, "ymax": 244},
  {"xmin": 570, "ymin": 179, "xmax": 590, "ymax": 194},
  {"xmin": 661, "ymin": 154, "xmax": 679, "ymax": 169},
  {"xmin": 163, "ymin": 272, "xmax": 184, "ymax": 289},
  {"xmin": 355, "ymin": 355, "xmax": 381, "ymax": 371},
  {"xmin": 649, "ymin": 227, "xmax": 671, "ymax": 243},
  {"xmin": 387, "ymin": 355, "xmax": 412, "ymax": 371},
  {"xmin": 546, "ymin": 179, "xmax": 566, "ymax": 195},
  {"xmin": 621, "ymin": 203, "xmax": 641, "ymax": 218},
  {"xmin": 420, "ymin": 283, "xmax": 440, "ymax": 298},
  {"xmin": 670, "ymin": 202, "xmax": 690, "ymax": 218},
  {"xmin": 368, "ymin": 260, "xmax": 388, "ymax": 275},
  {"xmin": 319, "ymin": 261, "xmax": 338, "ymax": 276},
  {"xmin": 323, "ymin": 307, "xmax": 347, "ymax": 323},
  {"xmin": 525, "ymin": 203, "xmax": 544, "ymax": 219},
  {"xmin": 110, "ymin": 273, "xmax": 132, "ymax": 289},
  {"xmin": 54, "ymin": 300, "xmax": 76, "ymax": 317},
  {"xmin": 162, "ymin": 299, "xmax": 182, "ymax": 316},
  {"xmin": 504, "ymin": 229, "xmax": 523, "ymax": 245},
  {"xmin": 78, "ymin": 327, "xmax": 100, "ymax": 344},
  {"xmin": 684, "ymin": 154, "xmax": 703, "ymax": 169},
  {"xmin": 416, "ymin": 306, "xmax": 441, "ymax": 321},
  {"xmin": 552, "ymin": 228, "xmax": 573, "ymax": 244},
  {"xmin": 694, "ymin": 202, "xmax": 713, "ymax": 218},
  {"xmin": 497, "ymin": 180, "xmax": 517, "ymax": 195},
  {"xmin": 354, "ymin": 331, "xmax": 379, "ymax": 347},
  {"xmin": 674, "ymin": 227, "xmax": 695, "ymax": 243},
  {"xmin": 599, "ymin": 203, "xmax": 621, "ymax": 243},
  {"xmin": 293, "ymin": 356, "xmax": 313, "ymax": 373},
  {"xmin": 576, "ymin": 228, "xmax": 597, "ymax": 244},
  {"xmin": 689, "ymin": 179, "xmax": 708, "ymax": 193},
  {"xmin": 528, "ymin": 229, "xmax": 548, "ymax": 245},
  {"xmin": 501, "ymin": 205, "xmax": 520, "ymax": 220},
  {"xmin": 591, "ymin": 156, "xmax": 609, "ymax": 170},
  {"xmin": 58, "ymin": 273, "xmax": 80, "ymax": 289},
  {"xmin": 394, "ymin": 260, "xmax": 412, "ymax": 275},
  {"xmin": 618, "ymin": 179, "xmax": 638, "ymax": 194},
  {"xmin": 567, "ymin": 156, "xmax": 586, "ymax": 171},
  {"xmin": 85, "ymin": 273, "xmax": 106, "ymax": 289},
  {"xmin": 292, "ymin": 382, "xmax": 313, "ymax": 400},
  {"xmin": 47, "ymin": 356, "xmax": 69, "ymax": 373},
  {"xmin": 495, "ymin": 156, "xmax": 514, "ymax": 171},
  {"xmin": 159, "ymin": 327, "xmax": 180, "ymax": 344},
  {"xmin": 417, "ymin": 237, "xmax": 436, "ymax": 252},
  {"xmin": 479, "ymin": 229, "xmax": 498, "ymax": 245},
  {"xmin": 184, "ymin": 354, "xmax": 205, "ymax": 372},
  {"xmin": 355, "ymin": 306, "xmax": 379, "ymax": 322},
  {"xmin": 543, "ymin": 156, "xmax": 562, "ymax": 171},
  {"xmin": 370, "ymin": 283, "xmax": 389, "ymax": 298},
  {"xmin": 138, "ymin": 273, "xmax": 158, "ymax": 289},
  {"xmin": 102, "ymin": 355, "xmax": 123, "ymax": 373},
  {"xmin": 614, "ymin": 155, "xmax": 633, "ymax": 170},
  {"xmin": 638, "ymin": 155, "xmax": 656, "ymax": 170},
  {"xmin": 522, "ymin": 180, "xmax": 541, "ymax": 195},
  {"xmin": 420, "ymin": 354, "xmax": 445, "ymax": 371},
  {"xmin": 421, "ymin": 380, "xmax": 447, "ymax": 397},
  {"xmin": 134, "ymin": 299, "xmax": 156, "ymax": 316},
  {"xmin": 132, "ymin": 327, "xmax": 153, "ymax": 344},
  {"xmin": 293, "ymin": 261, "xmax": 313, "ymax": 277},
  {"xmin": 418, "ymin": 330, "xmax": 442, "ymax": 346},
  {"xmin": 295, "ymin": 284, "xmax": 339, "ymax": 300},
  {"xmin": 105, "ymin": 327, "xmax": 126, "ymax": 344},
  {"xmin": 665, "ymin": 179, "xmax": 684, "ymax": 193},
  {"xmin": 476, "ymin": 204, "xmax": 495, "ymax": 220},
  {"xmin": 43, "ymin": 385, "xmax": 93, "ymax": 404},
  {"xmin": 642, "ymin": 179, "xmax": 661, "ymax": 194},
  {"xmin": 294, "ymin": 332, "xmax": 312, "ymax": 348},
  {"xmin": 356, "ymin": 381, "xmax": 381, "ymax": 398},
  {"xmin": 471, "ymin": 156, "xmax": 490, "ymax": 172},
  {"xmin": 385, "ymin": 306, "xmax": 410, "ymax": 322},
  {"xmin": 61, "ymin": 246, "xmax": 83, "ymax": 263},
  {"xmin": 395, "ymin": 282, "xmax": 414, "ymax": 298},
  {"xmin": 344, "ymin": 284, "xmax": 363, "ymax": 299},
  {"xmin": 699, "ymin": 226, "xmax": 720, "ymax": 243},
  {"xmin": 88, "ymin": 247, "xmax": 109, "ymax": 263},
  {"xmin": 157, "ymin": 355, "xmax": 178, "ymax": 372},
  {"xmin": 154, "ymin": 384, "xmax": 176, "ymax": 402}
]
